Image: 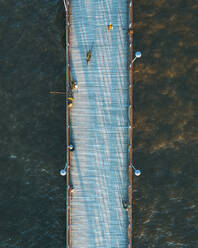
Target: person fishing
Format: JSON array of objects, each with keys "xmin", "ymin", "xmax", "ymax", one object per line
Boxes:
[
  {"xmin": 70, "ymin": 80, "xmax": 78, "ymax": 90},
  {"xmin": 122, "ymin": 199, "xmax": 130, "ymax": 211},
  {"xmin": 128, "ymin": 23, "xmax": 133, "ymax": 35},
  {"xmin": 68, "ymin": 144, "xmax": 74, "ymax": 151},
  {"xmin": 128, "ymin": 27, "xmax": 133, "ymax": 35},
  {"xmin": 67, "ymin": 97, "xmax": 73, "ymax": 107}
]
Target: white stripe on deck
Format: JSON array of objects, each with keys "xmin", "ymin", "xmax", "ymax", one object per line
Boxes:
[{"xmin": 70, "ymin": 0, "xmax": 129, "ymax": 247}]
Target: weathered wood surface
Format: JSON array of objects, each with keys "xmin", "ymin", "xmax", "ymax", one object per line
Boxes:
[{"xmin": 70, "ymin": 0, "xmax": 129, "ymax": 247}]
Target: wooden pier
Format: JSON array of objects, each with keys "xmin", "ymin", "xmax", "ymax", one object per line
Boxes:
[{"xmin": 64, "ymin": 0, "xmax": 135, "ymax": 247}]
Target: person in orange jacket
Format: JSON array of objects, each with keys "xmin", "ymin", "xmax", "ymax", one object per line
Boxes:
[{"xmin": 108, "ymin": 23, "xmax": 113, "ymax": 32}]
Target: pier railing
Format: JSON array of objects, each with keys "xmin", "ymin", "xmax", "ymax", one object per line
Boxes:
[
  {"xmin": 128, "ymin": 1, "xmax": 134, "ymax": 247},
  {"xmin": 64, "ymin": 0, "xmax": 71, "ymax": 247}
]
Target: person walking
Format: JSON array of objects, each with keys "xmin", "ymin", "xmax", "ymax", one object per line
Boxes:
[
  {"xmin": 86, "ymin": 50, "xmax": 91, "ymax": 64},
  {"xmin": 108, "ymin": 23, "xmax": 113, "ymax": 32}
]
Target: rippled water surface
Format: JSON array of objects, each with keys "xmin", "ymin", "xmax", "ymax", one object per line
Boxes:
[{"xmin": 0, "ymin": 0, "xmax": 197, "ymax": 247}]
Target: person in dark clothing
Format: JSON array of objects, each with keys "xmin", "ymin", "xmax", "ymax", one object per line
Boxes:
[{"xmin": 122, "ymin": 199, "xmax": 130, "ymax": 211}]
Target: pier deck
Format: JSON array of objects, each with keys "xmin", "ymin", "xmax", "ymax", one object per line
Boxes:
[{"xmin": 65, "ymin": 0, "xmax": 134, "ymax": 247}]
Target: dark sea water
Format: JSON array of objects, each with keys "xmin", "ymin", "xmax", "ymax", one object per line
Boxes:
[{"xmin": 0, "ymin": 0, "xmax": 197, "ymax": 247}]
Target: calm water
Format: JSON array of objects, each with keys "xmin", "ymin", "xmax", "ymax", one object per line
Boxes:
[{"xmin": 0, "ymin": 0, "xmax": 197, "ymax": 247}]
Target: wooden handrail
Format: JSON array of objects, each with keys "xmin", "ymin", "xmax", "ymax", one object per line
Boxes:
[{"xmin": 65, "ymin": 1, "xmax": 71, "ymax": 247}]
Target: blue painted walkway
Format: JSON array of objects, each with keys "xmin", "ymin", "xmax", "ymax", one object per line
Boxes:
[{"xmin": 70, "ymin": 1, "xmax": 129, "ymax": 247}]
